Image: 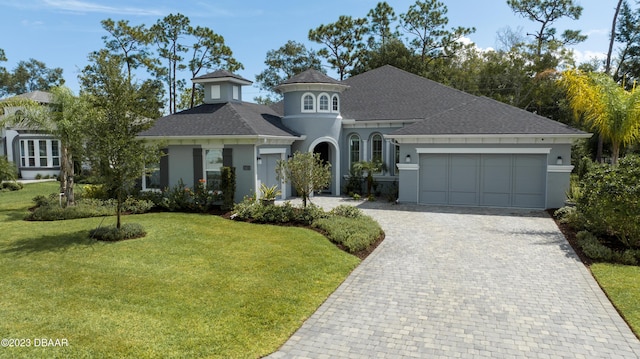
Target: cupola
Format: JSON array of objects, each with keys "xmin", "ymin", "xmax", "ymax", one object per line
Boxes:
[
  {"xmin": 275, "ymin": 69, "xmax": 349, "ymax": 117},
  {"xmin": 192, "ymin": 70, "xmax": 252, "ymax": 104}
]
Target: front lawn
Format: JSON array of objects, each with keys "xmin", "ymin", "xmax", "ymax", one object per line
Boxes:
[
  {"xmin": 0, "ymin": 182, "xmax": 360, "ymax": 358},
  {"xmin": 590, "ymin": 263, "xmax": 640, "ymax": 336}
]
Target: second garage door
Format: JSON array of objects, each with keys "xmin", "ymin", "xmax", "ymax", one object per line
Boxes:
[{"xmin": 419, "ymin": 154, "xmax": 546, "ymax": 208}]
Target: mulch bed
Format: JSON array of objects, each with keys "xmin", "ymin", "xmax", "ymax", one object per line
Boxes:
[{"xmin": 546, "ymin": 209, "xmax": 593, "ymax": 267}]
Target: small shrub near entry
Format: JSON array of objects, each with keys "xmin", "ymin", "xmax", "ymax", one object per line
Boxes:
[
  {"xmin": 312, "ymin": 215, "xmax": 382, "ymax": 254},
  {"xmin": 1, "ymin": 181, "xmax": 24, "ymax": 192},
  {"xmin": 90, "ymin": 223, "xmax": 146, "ymax": 241},
  {"xmin": 330, "ymin": 205, "xmax": 362, "ymax": 218}
]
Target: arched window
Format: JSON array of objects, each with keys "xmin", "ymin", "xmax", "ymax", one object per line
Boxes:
[
  {"xmin": 349, "ymin": 134, "xmax": 360, "ymax": 168},
  {"xmin": 302, "ymin": 93, "xmax": 315, "ymax": 112},
  {"xmin": 332, "ymin": 95, "xmax": 339, "ymax": 112},
  {"xmin": 318, "ymin": 93, "xmax": 330, "ymax": 112},
  {"xmin": 371, "ymin": 133, "xmax": 383, "ymax": 163}
]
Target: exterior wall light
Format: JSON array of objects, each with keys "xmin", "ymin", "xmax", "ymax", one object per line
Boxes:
[
  {"xmin": 257, "ymin": 157, "xmax": 262, "ymax": 165},
  {"xmin": 405, "ymin": 154, "xmax": 411, "ymax": 163},
  {"xmin": 556, "ymin": 156, "xmax": 563, "ymax": 165}
]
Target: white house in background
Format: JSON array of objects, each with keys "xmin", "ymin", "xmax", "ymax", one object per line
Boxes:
[
  {"xmin": 139, "ymin": 65, "xmax": 591, "ymax": 209},
  {"xmin": 1, "ymin": 91, "xmax": 61, "ymax": 180}
]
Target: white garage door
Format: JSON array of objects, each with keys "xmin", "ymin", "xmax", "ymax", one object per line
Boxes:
[{"xmin": 419, "ymin": 154, "xmax": 547, "ymax": 208}]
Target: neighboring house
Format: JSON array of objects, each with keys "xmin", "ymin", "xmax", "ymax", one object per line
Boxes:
[
  {"xmin": 0, "ymin": 91, "xmax": 61, "ymax": 180},
  {"xmin": 139, "ymin": 65, "xmax": 590, "ymax": 209}
]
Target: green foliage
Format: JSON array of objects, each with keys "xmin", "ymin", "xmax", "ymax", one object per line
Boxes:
[
  {"xmin": 160, "ymin": 179, "xmax": 222, "ymax": 213},
  {"xmin": 232, "ymin": 199, "xmax": 326, "ymax": 225},
  {"xmin": 26, "ymin": 195, "xmax": 154, "ymax": 221},
  {"xmin": 344, "ymin": 167, "xmax": 364, "ymax": 196},
  {"xmin": 312, "ymin": 215, "xmax": 383, "ymax": 253},
  {"xmin": 553, "ymin": 205, "xmax": 583, "ymax": 227},
  {"xmin": 276, "ymin": 151, "xmax": 331, "ymax": 207},
  {"xmin": 577, "ymin": 231, "xmax": 640, "ymax": 265},
  {"xmin": 89, "ymin": 223, "xmax": 146, "ymax": 241},
  {"xmin": 330, "ymin": 204, "xmax": 363, "ymax": 218},
  {"xmin": 81, "ymin": 184, "xmax": 108, "ymax": 199},
  {"xmin": 220, "ymin": 166, "xmax": 236, "ymax": 211},
  {"xmin": 0, "ymin": 156, "xmax": 17, "ymax": 182},
  {"xmin": 577, "ymin": 155, "xmax": 640, "ymax": 248},
  {"xmin": 259, "ymin": 183, "xmax": 281, "ymax": 200},
  {"xmin": 352, "ymin": 160, "xmax": 386, "ymax": 197},
  {"xmin": 1, "ymin": 181, "xmax": 23, "ymax": 192}
]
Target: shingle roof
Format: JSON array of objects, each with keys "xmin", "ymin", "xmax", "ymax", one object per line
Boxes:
[
  {"xmin": 341, "ymin": 65, "xmax": 586, "ymax": 136},
  {"xmin": 278, "ymin": 68, "xmax": 343, "ymax": 86},
  {"xmin": 192, "ymin": 70, "xmax": 252, "ymax": 84},
  {"xmin": 139, "ymin": 102, "xmax": 299, "ymax": 138},
  {"xmin": 11, "ymin": 90, "xmax": 53, "ymax": 104}
]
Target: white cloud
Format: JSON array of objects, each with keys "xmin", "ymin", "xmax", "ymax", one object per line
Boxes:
[
  {"xmin": 572, "ymin": 49, "xmax": 607, "ymax": 65},
  {"xmin": 42, "ymin": 0, "xmax": 164, "ymax": 16}
]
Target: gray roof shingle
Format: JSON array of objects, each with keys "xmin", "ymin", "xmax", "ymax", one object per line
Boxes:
[
  {"xmin": 278, "ymin": 68, "xmax": 343, "ymax": 86},
  {"xmin": 139, "ymin": 102, "xmax": 299, "ymax": 138},
  {"xmin": 341, "ymin": 65, "xmax": 586, "ymax": 136},
  {"xmin": 192, "ymin": 70, "xmax": 252, "ymax": 84}
]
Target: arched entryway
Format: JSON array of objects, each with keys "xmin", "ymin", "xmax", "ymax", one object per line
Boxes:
[{"xmin": 309, "ymin": 137, "xmax": 340, "ymax": 196}]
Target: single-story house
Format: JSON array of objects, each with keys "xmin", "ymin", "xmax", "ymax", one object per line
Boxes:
[
  {"xmin": 1, "ymin": 91, "xmax": 61, "ymax": 180},
  {"xmin": 139, "ymin": 65, "xmax": 590, "ymax": 209}
]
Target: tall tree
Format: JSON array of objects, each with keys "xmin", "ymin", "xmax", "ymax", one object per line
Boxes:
[
  {"xmin": 560, "ymin": 69, "xmax": 640, "ymax": 164},
  {"xmin": 507, "ymin": 0, "xmax": 586, "ymax": 62},
  {"xmin": 366, "ymin": 2, "xmax": 400, "ymax": 49},
  {"xmin": 606, "ymin": 0, "xmax": 625, "ymax": 75},
  {"xmin": 80, "ymin": 52, "xmax": 161, "ymax": 228},
  {"xmin": 100, "ymin": 18, "xmax": 155, "ymax": 81},
  {"xmin": 151, "ymin": 13, "xmax": 191, "ymax": 114},
  {"xmin": 309, "ymin": 15, "xmax": 368, "ymax": 80},
  {"xmin": 399, "ymin": 0, "xmax": 475, "ymax": 67},
  {"xmin": 0, "ymin": 48, "xmax": 8, "ymax": 97},
  {"xmin": 255, "ymin": 40, "xmax": 324, "ymax": 104},
  {"xmin": 3, "ymin": 59, "xmax": 64, "ymax": 95},
  {"xmin": 187, "ymin": 26, "xmax": 243, "ymax": 108},
  {"xmin": 613, "ymin": 1, "xmax": 640, "ymax": 87}
]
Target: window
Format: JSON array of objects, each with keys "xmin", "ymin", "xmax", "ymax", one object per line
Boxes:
[
  {"xmin": 349, "ymin": 134, "xmax": 360, "ymax": 168},
  {"xmin": 318, "ymin": 93, "xmax": 329, "ymax": 112},
  {"xmin": 332, "ymin": 95, "xmax": 339, "ymax": 112},
  {"xmin": 19, "ymin": 139, "xmax": 60, "ymax": 168},
  {"xmin": 211, "ymin": 85, "xmax": 221, "ymax": 99},
  {"xmin": 232, "ymin": 85, "xmax": 239, "ymax": 100},
  {"xmin": 143, "ymin": 163, "xmax": 161, "ymax": 191},
  {"xmin": 302, "ymin": 93, "xmax": 315, "ymax": 112},
  {"xmin": 204, "ymin": 148, "xmax": 223, "ymax": 189},
  {"xmin": 371, "ymin": 134, "xmax": 383, "ymax": 163}
]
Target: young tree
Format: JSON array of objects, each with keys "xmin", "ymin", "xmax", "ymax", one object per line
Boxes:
[
  {"xmin": 399, "ymin": 0, "xmax": 475, "ymax": 66},
  {"xmin": 309, "ymin": 15, "xmax": 368, "ymax": 80},
  {"xmin": 352, "ymin": 160, "xmax": 387, "ymax": 197},
  {"xmin": 560, "ymin": 70, "xmax": 640, "ymax": 164},
  {"xmin": 255, "ymin": 40, "xmax": 324, "ymax": 103},
  {"xmin": 276, "ymin": 151, "xmax": 331, "ymax": 208},
  {"xmin": 366, "ymin": 2, "xmax": 400, "ymax": 49},
  {"xmin": 80, "ymin": 52, "xmax": 161, "ymax": 229},
  {"xmin": 100, "ymin": 18, "xmax": 155, "ymax": 81}
]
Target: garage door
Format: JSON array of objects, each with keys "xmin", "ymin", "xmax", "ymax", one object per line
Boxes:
[{"xmin": 419, "ymin": 154, "xmax": 546, "ymax": 208}]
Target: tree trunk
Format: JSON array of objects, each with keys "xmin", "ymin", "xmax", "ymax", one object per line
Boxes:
[
  {"xmin": 64, "ymin": 149, "xmax": 75, "ymax": 206},
  {"xmin": 605, "ymin": 0, "xmax": 624, "ymax": 75},
  {"xmin": 116, "ymin": 192, "xmax": 122, "ymax": 230},
  {"xmin": 611, "ymin": 141, "xmax": 620, "ymax": 165}
]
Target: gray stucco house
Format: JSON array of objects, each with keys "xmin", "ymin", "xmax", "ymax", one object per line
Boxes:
[
  {"xmin": 1, "ymin": 91, "xmax": 62, "ymax": 180},
  {"xmin": 139, "ymin": 65, "xmax": 590, "ymax": 209}
]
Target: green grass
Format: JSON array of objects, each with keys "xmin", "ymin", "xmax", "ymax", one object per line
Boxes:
[
  {"xmin": 591, "ymin": 263, "xmax": 640, "ymax": 337},
  {"xmin": 0, "ymin": 182, "xmax": 360, "ymax": 358}
]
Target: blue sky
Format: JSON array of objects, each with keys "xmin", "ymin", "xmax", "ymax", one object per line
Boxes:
[{"xmin": 0, "ymin": 0, "xmax": 616, "ymax": 100}]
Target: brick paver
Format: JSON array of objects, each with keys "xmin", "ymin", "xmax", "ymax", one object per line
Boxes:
[{"xmin": 268, "ymin": 198, "xmax": 640, "ymax": 358}]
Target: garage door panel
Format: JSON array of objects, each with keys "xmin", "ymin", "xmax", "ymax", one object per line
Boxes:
[
  {"xmin": 420, "ymin": 155, "xmax": 449, "ymax": 205},
  {"xmin": 513, "ymin": 155, "xmax": 546, "ymax": 208},
  {"xmin": 480, "ymin": 155, "xmax": 512, "ymax": 206},
  {"xmin": 449, "ymin": 155, "xmax": 479, "ymax": 205}
]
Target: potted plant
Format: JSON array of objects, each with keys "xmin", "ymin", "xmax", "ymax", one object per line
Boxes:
[{"xmin": 259, "ymin": 184, "xmax": 281, "ymax": 205}]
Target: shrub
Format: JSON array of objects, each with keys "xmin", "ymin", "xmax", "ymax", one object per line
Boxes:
[
  {"xmin": 577, "ymin": 231, "xmax": 639, "ymax": 265},
  {"xmin": 553, "ymin": 206, "xmax": 583, "ymax": 228},
  {"xmin": 26, "ymin": 196, "xmax": 153, "ymax": 221},
  {"xmin": 90, "ymin": 223, "xmax": 146, "ymax": 241},
  {"xmin": 330, "ymin": 205, "xmax": 362, "ymax": 218},
  {"xmin": 577, "ymin": 155, "xmax": 640, "ymax": 248},
  {"xmin": 0, "ymin": 156, "xmax": 17, "ymax": 182},
  {"xmin": 160, "ymin": 179, "xmax": 222, "ymax": 213},
  {"xmin": 81, "ymin": 184, "xmax": 108, "ymax": 199},
  {"xmin": 312, "ymin": 215, "xmax": 382, "ymax": 253},
  {"xmin": 1, "ymin": 181, "xmax": 23, "ymax": 192},
  {"xmin": 220, "ymin": 167, "xmax": 236, "ymax": 211}
]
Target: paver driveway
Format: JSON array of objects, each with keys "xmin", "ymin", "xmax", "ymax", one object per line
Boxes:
[{"xmin": 269, "ymin": 199, "xmax": 640, "ymax": 358}]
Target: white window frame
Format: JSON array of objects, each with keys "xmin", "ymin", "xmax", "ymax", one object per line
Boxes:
[
  {"xmin": 211, "ymin": 85, "xmax": 221, "ymax": 99},
  {"xmin": 142, "ymin": 163, "xmax": 161, "ymax": 192},
  {"xmin": 203, "ymin": 147, "xmax": 224, "ymax": 190},
  {"xmin": 232, "ymin": 85, "xmax": 239, "ymax": 100},
  {"xmin": 318, "ymin": 93, "xmax": 330, "ymax": 112},
  {"xmin": 348, "ymin": 134, "xmax": 361, "ymax": 169},
  {"xmin": 370, "ymin": 133, "xmax": 383, "ymax": 163},
  {"xmin": 331, "ymin": 94, "xmax": 340, "ymax": 113},
  {"xmin": 19, "ymin": 139, "xmax": 60, "ymax": 168},
  {"xmin": 301, "ymin": 93, "xmax": 316, "ymax": 113}
]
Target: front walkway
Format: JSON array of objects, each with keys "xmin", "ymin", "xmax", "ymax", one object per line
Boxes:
[{"xmin": 269, "ymin": 198, "xmax": 640, "ymax": 358}]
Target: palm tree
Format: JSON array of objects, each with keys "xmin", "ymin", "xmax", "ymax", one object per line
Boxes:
[{"xmin": 560, "ymin": 69, "xmax": 640, "ymax": 164}]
